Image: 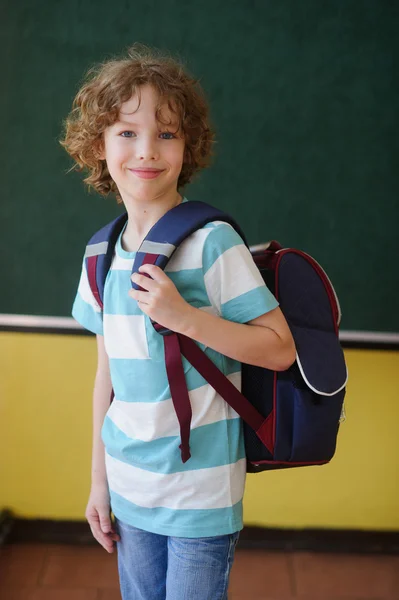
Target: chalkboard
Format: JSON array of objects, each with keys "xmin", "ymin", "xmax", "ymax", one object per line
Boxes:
[{"xmin": 1, "ymin": 0, "xmax": 398, "ymax": 332}]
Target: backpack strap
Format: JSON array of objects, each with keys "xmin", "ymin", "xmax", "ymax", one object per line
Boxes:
[
  {"xmin": 85, "ymin": 213, "xmax": 128, "ymax": 309},
  {"xmin": 131, "ymin": 200, "xmax": 248, "ymax": 280}
]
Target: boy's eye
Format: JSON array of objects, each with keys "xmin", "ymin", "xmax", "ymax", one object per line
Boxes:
[
  {"xmin": 159, "ymin": 132, "xmax": 175, "ymax": 140},
  {"xmin": 120, "ymin": 131, "xmax": 135, "ymax": 138}
]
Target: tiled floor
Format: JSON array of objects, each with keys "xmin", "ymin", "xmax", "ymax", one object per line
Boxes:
[{"xmin": 0, "ymin": 543, "xmax": 398, "ymax": 599}]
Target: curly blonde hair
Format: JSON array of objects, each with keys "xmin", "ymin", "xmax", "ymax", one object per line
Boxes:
[{"xmin": 60, "ymin": 44, "xmax": 215, "ymax": 203}]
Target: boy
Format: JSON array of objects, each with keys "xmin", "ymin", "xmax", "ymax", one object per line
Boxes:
[{"xmin": 61, "ymin": 44, "xmax": 295, "ymax": 600}]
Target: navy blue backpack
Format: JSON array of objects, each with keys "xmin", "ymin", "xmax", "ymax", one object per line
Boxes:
[{"xmin": 84, "ymin": 200, "xmax": 347, "ymax": 472}]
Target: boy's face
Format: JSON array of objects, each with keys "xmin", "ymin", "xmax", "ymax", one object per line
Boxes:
[{"xmin": 100, "ymin": 84, "xmax": 185, "ymax": 204}]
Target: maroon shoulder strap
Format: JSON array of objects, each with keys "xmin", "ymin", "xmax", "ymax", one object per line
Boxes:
[{"xmin": 162, "ymin": 333, "xmax": 273, "ymax": 462}]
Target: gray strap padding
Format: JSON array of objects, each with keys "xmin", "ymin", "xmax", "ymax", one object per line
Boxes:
[
  {"xmin": 84, "ymin": 242, "xmax": 109, "ymax": 258},
  {"xmin": 139, "ymin": 240, "xmax": 176, "ymax": 257}
]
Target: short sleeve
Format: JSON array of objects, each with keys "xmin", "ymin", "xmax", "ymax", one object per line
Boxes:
[
  {"xmin": 202, "ymin": 222, "xmax": 279, "ymax": 323},
  {"xmin": 71, "ymin": 256, "xmax": 104, "ymax": 335}
]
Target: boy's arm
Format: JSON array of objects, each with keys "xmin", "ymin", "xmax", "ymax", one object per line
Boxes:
[
  {"xmin": 86, "ymin": 334, "xmax": 120, "ymax": 553},
  {"xmin": 183, "ymin": 304, "xmax": 296, "ymax": 371},
  {"xmin": 91, "ymin": 334, "xmax": 113, "ymax": 485}
]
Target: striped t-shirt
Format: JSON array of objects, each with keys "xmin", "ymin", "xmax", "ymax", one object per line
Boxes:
[{"xmin": 72, "ymin": 198, "xmax": 279, "ymax": 538}]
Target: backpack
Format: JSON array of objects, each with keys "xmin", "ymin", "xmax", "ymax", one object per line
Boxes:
[{"xmin": 84, "ymin": 200, "xmax": 347, "ymax": 472}]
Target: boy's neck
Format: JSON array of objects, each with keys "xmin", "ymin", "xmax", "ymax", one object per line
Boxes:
[{"xmin": 121, "ymin": 191, "xmax": 183, "ymax": 253}]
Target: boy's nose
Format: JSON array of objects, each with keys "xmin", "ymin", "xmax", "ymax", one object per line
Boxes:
[{"xmin": 136, "ymin": 138, "xmax": 159, "ymax": 161}]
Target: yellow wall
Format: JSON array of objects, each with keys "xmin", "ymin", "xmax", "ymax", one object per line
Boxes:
[{"xmin": 1, "ymin": 332, "xmax": 398, "ymax": 530}]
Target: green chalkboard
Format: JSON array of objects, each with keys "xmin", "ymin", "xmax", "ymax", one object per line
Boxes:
[{"xmin": 1, "ymin": 0, "xmax": 398, "ymax": 331}]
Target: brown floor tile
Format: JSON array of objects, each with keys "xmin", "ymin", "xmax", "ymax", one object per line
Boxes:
[
  {"xmin": 293, "ymin": 551, "xmax": 399, "ymax": 599},
  {"xmin": 0, "ymin": 590, "xmax": 99, "ymax": 600},
  {"xmin": 0, "ymin": 544, "xmax": 48, "ymax": 588},
  {"xmin": 228, "ymin": 549, "xmax": 293, "ymax": 597},
  {"xmin": 40, "ymin": 545, "xmax": 119, "ymax": 589},
  {"xmin": 99, "ymin": 591, "xmax": 122, "ymax": 600}
]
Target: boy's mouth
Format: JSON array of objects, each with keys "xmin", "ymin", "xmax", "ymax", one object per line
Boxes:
[{"xmin": 128, "ymin": 168, "xmax": 165, "ymax": 179}]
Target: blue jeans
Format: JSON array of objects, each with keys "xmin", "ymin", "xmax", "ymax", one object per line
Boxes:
[{"xmin": 115, "ymin": 518, "xmax": 240, "ymax": 600}]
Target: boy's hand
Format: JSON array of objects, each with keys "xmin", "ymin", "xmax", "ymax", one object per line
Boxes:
[
  {"xmin": 129, "ymin": 264, "xmax": 193, "ymax": 333},
  {"xmin": 86, "ymin": 484, "xmax": 120, "ymax": 553}
]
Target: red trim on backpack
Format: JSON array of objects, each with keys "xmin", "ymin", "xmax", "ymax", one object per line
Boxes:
[
  {"xmin": 87, "ymin": 255, "xmax": 103, "ymax": 310},
  {"xmin": 274, "ymin": 249, "xmax": 340, "ymax": 335},
  {"xmin": 272, "ymin": 372, "xmax": 278, "ymax": 451},
  {"xmin": 271, "ymin": 258, "xmax": 281, "ymax": 456},
  {"xmin": 249, "ymin": 458, "xmax": 330, "ymax": 467}
]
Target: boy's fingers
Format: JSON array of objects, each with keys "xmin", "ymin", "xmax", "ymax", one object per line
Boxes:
[
  {"xmin": 129, "ymin": 290, "xmax": 150, "ymax": 305},
  {"xmin": 131, "ymin": 273, "xmax": 157, "ymax": 292},
  {"xmin": 138, "ymin": 264, "xmax": 167, "ymax": 281},
  {"xmin": 86, "ymin": 505, "xmax": 118, "ymax": 553},
  {"xmin": 87, "ymin": 511, "xmax": 116, "ymax": 550},
  {"xmin": 89, "ymin": 518, "xmax": 106, "ymax": 540},
  {"xmin": 99, "ymin": 514, "xmax": 111, "ymax": 533},
  {"xmin": 89, "ymin": 523, "xmax": 115, "ymax": 552}
]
